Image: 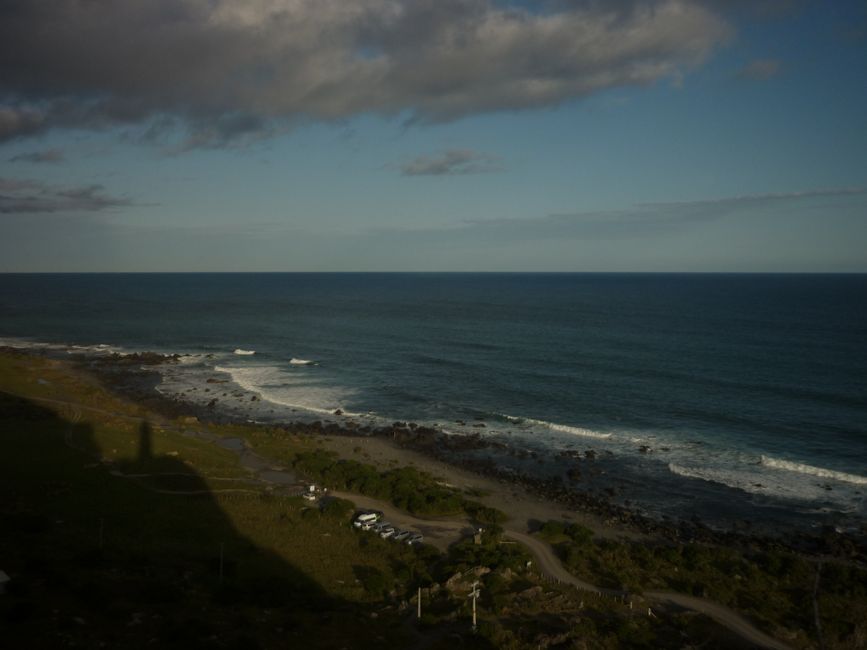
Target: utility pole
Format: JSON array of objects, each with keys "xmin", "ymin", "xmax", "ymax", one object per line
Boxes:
[
  {"xmin": 417, "ymin": 586, "xmax": 422, "ymax": 620},
  {"xmin": 469, "ymin": 580, "xmax": 481, "ymax": 633}
]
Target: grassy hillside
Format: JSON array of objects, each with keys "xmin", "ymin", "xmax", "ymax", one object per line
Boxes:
[{"xmin": 0, "ymin": 353, "xmax": 451, "ymax": 648}]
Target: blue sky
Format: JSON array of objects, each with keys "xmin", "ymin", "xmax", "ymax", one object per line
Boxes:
[{"xmin": 1, "ymin": 0, "xmax": 865, "ymax": 271}]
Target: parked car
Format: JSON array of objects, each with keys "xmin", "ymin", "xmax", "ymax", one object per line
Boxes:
[
  {"xmin": 392, "ymin": 530, "xmax": 411, "ymax": 541},
  {"xmin": 406, "ymin": 533, "xmax": 423, "ymax": 545},
  {"xmin": 379, "ymin": 527, "xmax": 396, "ymax": 539},
  {"xmin": 353, "ymin": 512, "xmax": 380, "ymax": 528}
]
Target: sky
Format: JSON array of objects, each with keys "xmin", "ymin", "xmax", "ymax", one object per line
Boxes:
[{"xmin": 1, "ymin": 0, "xmax": 865, "ymax": 272}]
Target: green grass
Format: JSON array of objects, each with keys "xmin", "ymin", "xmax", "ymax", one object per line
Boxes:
[{"xmin": 0, "ymin": 353, "xmax": 437, "ymax": 647}]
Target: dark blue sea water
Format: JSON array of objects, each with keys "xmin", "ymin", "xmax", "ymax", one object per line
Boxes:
[{"xmin": 2, "ymin": 273, "xmax": 866, "ymax": 531}]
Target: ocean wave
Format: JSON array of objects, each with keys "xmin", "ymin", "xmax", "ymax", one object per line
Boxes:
[
  {"xmin": 668, "ymin": 463, "xmax": 755, "ymax": 489},
  {"xmin": 499, "ymin": 413, "xmax": 612, "ymax": 440},
  {"xmin": 668, "ymin": 462, "xmax": 865, "ymax": 507},
  {"xmin": 760, "ymin": 455, "xmax": 867, "ymax": 486},
  {"xmin": 289, "ymin": 358, "xmax": 316, "ymax": 366},
  {"xmin": 213, "ymin": 364, "xmax": 346, "ymax": 417},
  {"xmin": 667, "ymin": 462, "xmax": 813, "ymax": 501},
  {"xmin": 0, "ymin": 337, "xmax": 125, "ymax": 354},
  {"xmin": 233, "ymin": 348, "xmax": 255, "ymax": 355}
]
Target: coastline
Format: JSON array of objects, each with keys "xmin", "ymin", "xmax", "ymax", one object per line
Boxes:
[
  {"xmin": 12, "ymin": 344, "xmax": 864, "ymax": 564},
  {"xmin": 6, "ymin": 345, "xmax": 867, "ymax": 647}
]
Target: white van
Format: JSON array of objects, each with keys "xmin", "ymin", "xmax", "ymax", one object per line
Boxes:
[{"xmin": 353, "ymin": 512, "xmax": 380, "ymax": 528}]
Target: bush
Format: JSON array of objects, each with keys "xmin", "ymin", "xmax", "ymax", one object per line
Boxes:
[
  {"xmin": 320, "ymin": 497, "xmax": 354, "ymax": 519},
  {"xmin": 539, "ymin": 521, "xmax": 565, "ymax": 538},
  {"xmin": 294, "ymin": 450, "xmax": 506, "ymax": 521},
  {"xmin": 355, "ymin": 566, "xmax": 387, "ymax": 598},
  {"xmin": 565, "ymin": 523, "xmax": 593, "ymax": 545},
  {"xmin": 464, "ymin": 501, "xmax": 508, "ymax": 525}
]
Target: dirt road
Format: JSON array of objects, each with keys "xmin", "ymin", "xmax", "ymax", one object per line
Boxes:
[{"xmin": 504, "ymin": 530, "xmax": 792, "ymax": 650}]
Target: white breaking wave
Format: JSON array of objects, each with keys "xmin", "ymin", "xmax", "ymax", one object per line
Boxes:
[
  {"xmin": 500, "ymin": 413, "xmax": 612, "ymax": 440},
  {"xmin": 668, "ymin": 462, "xmax": 865, "ymax": 507},
  {"xmin": 0, "ymin": 337, "xmax": 130, "ymax": 355},
  {"xmin": 760, "ymin": 455, "xmax": 867, "ymax": 486},
  {"xmin": 233, "ymin": 348, "xmax": 255, "ymax": 355},
  {"xmin": 668, "ymin": 463, "xmax": 764, "ymax": 492},
  {"xmin": 289, "ymin": 358, "xmax": 316, "ymax": 366},
  {"xmin": 214, "ymin": 364, "xmax": 348, "ymax": 417}
]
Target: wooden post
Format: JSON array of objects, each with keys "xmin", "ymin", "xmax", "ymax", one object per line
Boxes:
[
  {"xmin": 470, "ymin": 580, "xmax": 480, "ymax": 633},
  {"xmin": 98, "ymin": 517, "xmax": 104, "ymax": 550},
  {"xmin": 417, "ymin": 587, "xmax": 422, "ymax": 620},
  {"xmin": 219, "ymin": 543, "xmax": 224, "ymax": 583}
]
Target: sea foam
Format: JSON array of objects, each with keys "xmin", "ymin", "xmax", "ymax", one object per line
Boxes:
[
  {"xmin": 500, "ymin": 414, "xmax": 612, "ymax": 440},
  {"xmin": 213, "ymin": 364, "xmax": 357, "ymax": 417},
  {"xmin": 668, "ymin": 461, "xmax": 866, "ymax": 507},
  {"xmin": 760, "ymin": 455, "xmax": 867, "ymax": 486}
]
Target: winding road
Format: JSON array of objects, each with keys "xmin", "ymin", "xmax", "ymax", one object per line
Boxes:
[{"xmin": 504, "ymin": 530, "xmax": 792, "ymax": 650}]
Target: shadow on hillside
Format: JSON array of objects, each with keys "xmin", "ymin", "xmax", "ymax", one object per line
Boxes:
[{"xmin": 0, "ymin": 392, "xmax": 497, "ymax": 649}]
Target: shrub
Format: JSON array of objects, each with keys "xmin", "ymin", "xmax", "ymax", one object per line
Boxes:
[{"xmin": 320, "ymin": 497, "xmax": 354, "ymax": 519}]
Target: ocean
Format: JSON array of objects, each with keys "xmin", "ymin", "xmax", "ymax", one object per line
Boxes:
[{"xmin": 1, "ymin": 273, "xmax": 865, "ymax": 532}]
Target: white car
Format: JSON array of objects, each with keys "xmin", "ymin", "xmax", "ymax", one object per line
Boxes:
[
  {"xmin": 392, "ymin": 530, "xmax": 411, "ymax": 541},
  {"xmin": 406, "ymin": 533, "xmax": 423, "ymax": 545},
  {"xmin": 353, "ymin": 512, "xmax": 380, "ymax": 528},
  {"xmin": 379, "ymin": 527, "xmax": 396, "ymax": 539}
]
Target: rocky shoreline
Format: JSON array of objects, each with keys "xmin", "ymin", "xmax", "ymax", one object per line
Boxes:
[{"xmin": 15, "ymin": 347, "xmax": 867, "ymax": 565}]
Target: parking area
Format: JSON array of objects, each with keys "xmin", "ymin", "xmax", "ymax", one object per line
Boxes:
[{"xmin": 352, "ymin": 510, "xmax": 424, "ymax": 545}]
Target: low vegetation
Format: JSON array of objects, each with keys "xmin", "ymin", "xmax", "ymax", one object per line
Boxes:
[
  {"xmin": 537, "ymin": 520, "xmax": 867, "ymax": 649},
  {"xmin": 293, "ymin": 448, "xmax": 507, "ymax": 524}
]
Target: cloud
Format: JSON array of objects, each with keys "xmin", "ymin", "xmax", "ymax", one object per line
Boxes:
[
  {"xmin": 378, "ymin": 186, "xmax": 867, "ymax": 242},
  {"xmin": 736, "ymin": 58, "xmax": 782, "ymax": 80},
  {"xmin": 0, "ymin": 0, "xmax": 731, "ymax": 146},
  {"xmin": 0, "ymin": 106, "xmax": 48, "ymax": 141},
  {"xmin": 8, "ymin": 149, "xmax": 65, "ymax": 164},
  {"xmin": 0, "ymin": 177, "xmax": 133, "ymax": 215},
  {"xmin": 399, "ymin": 149, "xmax": 502, "ymax": 176}
]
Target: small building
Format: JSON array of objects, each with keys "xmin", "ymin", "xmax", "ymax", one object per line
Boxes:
[{"xmin": 302, "ymin": 484, "xmax": 324, "ymax": 501}]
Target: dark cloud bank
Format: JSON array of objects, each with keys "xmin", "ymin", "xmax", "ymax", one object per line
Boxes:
[
  {"xmin": 0, "ymin": 0, "xmax": 731, "ymax": 146},
  {"xmin": 8, "ymin": 149, "xmax": 65, "ymax": 164},
  {"xmin": 0, "ymin": 178, "xmax": 132, "ymax": 215},
  {"xmin": 400, "ymin": 149, "xmax": 502, "ymax": 176}
]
